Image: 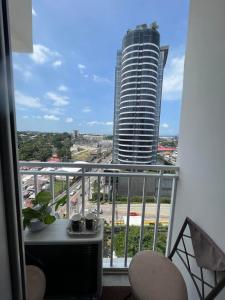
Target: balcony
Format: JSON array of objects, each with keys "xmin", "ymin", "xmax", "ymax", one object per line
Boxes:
[
  {"xmin": 1, "ymin": 0, "xmax": 225, "ymax": 299},
  {"xmin": 19, "ymin": 162, "xmax": 179, "ymax": 270}
]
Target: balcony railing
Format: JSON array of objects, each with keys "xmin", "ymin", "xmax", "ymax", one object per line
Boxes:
[{"xmin": 19, "ymin": 162, "xmax": 179, "ymax": 268}]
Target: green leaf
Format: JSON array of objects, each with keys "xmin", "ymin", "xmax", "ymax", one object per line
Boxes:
[
  {"xmin": 55, "ymin": 195, "xmax": 67, "ymax": 211},
  {"xmin": 23, "ymin": 218, "xmax": 31, "ymax": 230},
  {"xmin": 43, "ymin": 214, "xmax": 56, "ymax": 224},
  {"xmin": 22, "ymin": 207, "xmax": 41, "ymax": 219},
  {"xmin": 34, "ymin": 191, "xmax": 52, "ymax": 206}
]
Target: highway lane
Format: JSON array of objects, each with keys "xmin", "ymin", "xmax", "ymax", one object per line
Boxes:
[{"xmin": 90, "ymin": 203, "xmax": 170, "ymax": 223}]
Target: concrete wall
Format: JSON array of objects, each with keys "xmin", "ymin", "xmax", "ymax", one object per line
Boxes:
[
  {"xmin": 173, "ymin": 0, "xmax": 225, "ymax": 299},
  {"xmin": 117, "ymin": 177, "xmax": 172, "ymax": 197}
]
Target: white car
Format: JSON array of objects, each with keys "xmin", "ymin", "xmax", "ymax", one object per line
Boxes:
[
  {"xmin": 91, "ymin": 208, "xmax": 103, "ymax": 214},
  {"xmin": 70, "ymin": 190, "xmax": 75, "ymax": 196}
]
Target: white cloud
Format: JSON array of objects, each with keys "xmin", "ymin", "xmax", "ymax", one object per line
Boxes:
[
  {"xmin": 15, "ymin": 91, "xmax": 42, "ymax": 108},
  {"xmin": 22, "ymin": 115, "xmax": 29, "ymax": 119},
  {"xmin": 32, "ymin": 8, "xmax": 37, "ymax": 16},
  {"xmin": 65, "ymin": 117, "xmax": 74, "ymax": 123},
  {"xmin": 77, "ymin": 64, "xmax": 89, "ymax": 78},
  {"xmin": 42, "ymin": 106, "xmax": 64, "ymax": 115},
  {"xmin": 44, "ymin": 115, "xmax": 60, "ymax": 121},
  {"xmin": 82, "ymin": 106, "xmax": 91, "ymax": 113},
  {"xmin": 30, "ymin": 44, "xmax": 60, "ymax": 64},
  {"xmin": 87, "ymin": 121, "xmax": 113, "ymax": 126},
  {"xmin": 92, "ymin": 74, "xmax": 111, "ymax": 84},
  {"xmin": 78, "ymin": 64, "xmax": 86, "ymax": 71},
  {"xmin": 162, "ymin": 54, "xmax": 185, "ymax": 100},
  {"xmin": 161, "ymin": 123, "xmax": 169, "ymax": 128},
  {"xmin": 46, "ymin": 92, "xmax": 69, "ymax": 106},
  {"xmin": 13, "ymin": 64, "xmax": 32, "ymax": 81},
  {"xmin": 52, "ymin": 60, "xmax": 62, "ymax": 68},
  {"xmin": 58, "ymin": 84, "xmax": 68, "ymax": 92}
]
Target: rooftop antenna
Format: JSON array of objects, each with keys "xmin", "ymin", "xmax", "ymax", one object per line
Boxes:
[{"xmin": 150, "ymin": 21, "xmax": 159, "ymax": 30}]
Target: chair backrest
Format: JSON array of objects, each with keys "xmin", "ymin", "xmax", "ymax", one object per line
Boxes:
[{"xmin": 168, "ymin": 218, "xmax": 225, "ymax": 299}]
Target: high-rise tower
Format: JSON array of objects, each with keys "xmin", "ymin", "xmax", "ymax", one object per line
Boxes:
[{"xmin": 112, "ymin": 23, "xmax": 168, "ymax": 164}]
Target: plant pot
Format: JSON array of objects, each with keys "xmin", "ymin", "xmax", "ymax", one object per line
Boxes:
[
  {"xmin": 28, "ymin": 219, "xmax": 47, "ymax": 232},
  {"xmin": 28, "ymin": 206, "xmax": 53, "ymax": 232}
]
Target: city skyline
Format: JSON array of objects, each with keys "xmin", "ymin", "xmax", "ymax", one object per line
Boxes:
[{"xmin": 13, "ymin": 0, "xmax": 189, "ymax": 135}]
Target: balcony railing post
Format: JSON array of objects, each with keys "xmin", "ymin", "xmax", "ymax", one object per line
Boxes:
[
  {"xmin": 124, "ymin": 177, "xmax": 131, "ymax": 267},
  {"xmin": 50, "ymin": 175, "xmax": 55, "ymax": 200},
  {"xmin": 165, "ymin": 177, "xmax": 178, "ymax": 257},
  {"xmin": 66, "ymin": 175, "xmax": 70, "ymax": 218},
  {"xmin": 139, "ymin": 177, "xmax": 146, "ymax": 251},
  {"xmin": 103, "ymin": 180, "xmax": 106, "ymax": 202},
  {"xmin": 97, "ymin": 176, "xmax": 101, "ymax": 218},
  {"xmin": 81, "ymin": 167, "xmax": 85, "ymax": 217},
  {"xmin": 20, "ymin": 175, "xmax": 24, "ymax": 208},
  {"xmin": 153, "ymin": 170, "xmax": 162, "ymax": 251},
  {"xmin": 110, "ymin": 176, "xmax": 116, "ymax": 267},
  {"xmin": 108, "ymin": 176, "xmax": 111, "ymax": 202},
  {"xmin": 88, "ymin": 176, "xmax": 91, "ymax": 200},
  {"xmin": 34, "ymin": 174, "xmax": 38, "ymax": 195}
]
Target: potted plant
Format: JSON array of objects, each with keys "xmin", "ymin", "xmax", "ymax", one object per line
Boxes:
[{"xmin": 22, "ymin": 191, "xmax": 67, "ymax": 232}]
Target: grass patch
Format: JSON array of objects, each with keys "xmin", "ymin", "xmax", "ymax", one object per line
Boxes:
[
  {"xmin": 54, "ymin": 180, "xmax": 65, "ymax": 196},
  {"xmin": 90, "ymin": 193, "xmax": 170, "ymax": 204},
  {"xmin": 72, "ymin": 150, "xmax": 92, "ymax": 161},
  {"xmin": 103, "ymin": 224, "xmax": 168, "ymax": 258}
]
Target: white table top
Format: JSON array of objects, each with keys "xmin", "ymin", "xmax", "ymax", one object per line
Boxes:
[{"xmin": 24, "ymin": 219, "xmax": 104, "ymax": 245}]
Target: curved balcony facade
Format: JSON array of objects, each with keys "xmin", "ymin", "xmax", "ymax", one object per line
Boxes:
[{"xmin": 112, "ymin": 24, "xmax": 168, "ymax": 164}]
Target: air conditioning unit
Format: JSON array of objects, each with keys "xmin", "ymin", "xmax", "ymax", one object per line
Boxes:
[{"xmin": 25, "ymin": 219, "xmax": 103, "ymax": 299}]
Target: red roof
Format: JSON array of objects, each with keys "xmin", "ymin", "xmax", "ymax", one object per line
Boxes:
[{"xmin": 158, "ymin": 146, "xmax": 176, "ymax": 152}]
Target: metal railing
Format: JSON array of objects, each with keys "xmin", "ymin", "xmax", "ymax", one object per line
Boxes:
[{"xmin": 19, "ymin": 162, "xmax": 179, "ymax": 268}]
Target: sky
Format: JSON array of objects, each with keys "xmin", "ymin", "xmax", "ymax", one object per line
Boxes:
[{"xmin": 13, "ymin": 0, "xmax": 190, "ymax": 135}]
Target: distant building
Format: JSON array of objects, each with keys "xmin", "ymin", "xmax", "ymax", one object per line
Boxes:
[
  {"xmin": 47, "ymin": 154, "xmax": 61, "ymax": 162},
  {"xmin": 73, "ymin": 130, "xmax": 79, "ymax": 139},
  {"xmin": 113, "ymin": 23, "xmax": 168, "ymax": 164}
]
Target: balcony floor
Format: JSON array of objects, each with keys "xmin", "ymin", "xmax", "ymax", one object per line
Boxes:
[
  {"xmin": 45, "ymin": 287, "xmax": 134, "ymax": 300},
  {"xmin": 45, "ymin": 274, "xmax": 136, "ymax": 300},
  {"xmin": 101, "ymin": 274, "xmax": 134, "ymax": 300},
  {"xmin": 101, "ymin": 286, "xmax": 134, "ymax": 300}
]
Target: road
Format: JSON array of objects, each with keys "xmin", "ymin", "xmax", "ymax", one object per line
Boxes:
[
  {"xmin": 56, "ymin": 155, "xmax": 170, "ymax": 223},
  {"xmin": 100, "ymin": 203, "xmax": 170, "ymax": 223},
  {"xmin": 57, "ymin": 155, "xmax": 112, "ymax": 216}
]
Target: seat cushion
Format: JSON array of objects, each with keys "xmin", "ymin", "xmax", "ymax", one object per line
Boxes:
[
  {"xmin": 129, "ymin": 250, "xmax": 187, "ymax": 300},
  {"xmin": 26, "ymin": 265, "xmax": 46, "ymax": 300}
]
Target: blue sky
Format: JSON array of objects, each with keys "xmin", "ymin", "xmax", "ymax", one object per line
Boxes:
[{"xmin": 13, "ymin": 0, "xmax": 189, "ymax": 135}]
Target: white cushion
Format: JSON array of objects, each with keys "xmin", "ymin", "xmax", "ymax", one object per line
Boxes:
[
  {"xmin": 26, "ymin": 265, "xmax": 46, "ymax": 300},
  {"xmin": 129, "ymin": 250, "xmax": 187, "ymax": 300}
]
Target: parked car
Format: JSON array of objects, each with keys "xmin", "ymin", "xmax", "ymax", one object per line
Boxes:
[
  {"xmin": 129, "ymin": 212, "xmax": 139, "ymax": 216},
  {"xmin": 70, "ymin": 190, "xmax": 75, "ymax": 196},
  {"xmin": 91, "ymin": 208, "xmax": 103, "ymax": 214}
]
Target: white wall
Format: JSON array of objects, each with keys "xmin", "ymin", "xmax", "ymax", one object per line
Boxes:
[
  {"xmin": 8, "ymin": 0, "xmax": 33, "ymax": 52},
  {"xmin": 173, "ymin": 0, "xmax": 225, "ymax": 299}
]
